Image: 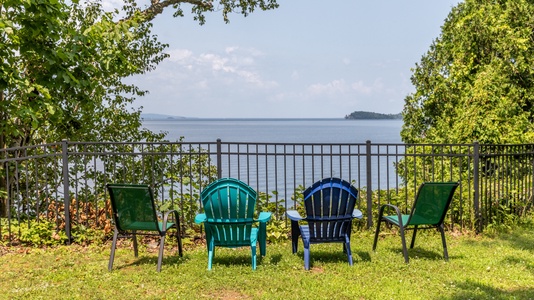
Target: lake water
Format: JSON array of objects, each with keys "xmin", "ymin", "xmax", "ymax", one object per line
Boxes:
[
  {"xmin": 142, "ymin": 118, "xmax": 403, "ymax": 143},
  {"xmin": 142, "ymin": 118, "xmax": 405, "ymax": 192}
]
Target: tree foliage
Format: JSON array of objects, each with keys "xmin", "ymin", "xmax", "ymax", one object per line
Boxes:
[
  {"xmin": 401, "ymin": 0, "xmax": 534, "ymax": 144},
  {"xmin": 0, "ymin": 0, "xmax": 279, "ymax": 218},
  {"xmin": 0, "ymin": 0, "xmax": 279, "ymax": 148},
  {"xmin": 1, "ymin": 0, "xmax": 168, "ymax": 147}
]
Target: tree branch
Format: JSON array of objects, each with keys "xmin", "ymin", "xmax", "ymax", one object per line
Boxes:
[{"xmin": 139, "ymin": 0, "xmax": 213, "ymax": 22}]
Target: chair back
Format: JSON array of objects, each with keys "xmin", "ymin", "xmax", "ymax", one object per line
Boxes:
[
  {"xmin": 408, "ymin": 182, "xmax": 459, "ymax": 226},
  {"xmin": 201, "ymin": 178, "xmax": 257, "ymax": 246},
  {"xmin": 303, "ymin": 178, "xmax": 358, "ymax": 242},
  {"xmin": 107, "ymin": 184, "xmax": 160, "ymax": 232}
]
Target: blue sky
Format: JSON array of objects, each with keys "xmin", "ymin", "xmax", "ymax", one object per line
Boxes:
[{"xmin": 120, "ymin": 0, "xmax": 461, "ymax": 118}]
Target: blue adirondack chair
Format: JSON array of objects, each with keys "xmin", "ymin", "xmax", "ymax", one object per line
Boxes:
[
  {"xmin": 373, "ymin": 182, "xmax": 459, "ymax": 263},
  {"xmin": 286, "ymin": 177, "xmax": 362, "ymax": 270},
  {"xmin": 194, "ymin": 178, "xmax": 271, "ymax": 270}
]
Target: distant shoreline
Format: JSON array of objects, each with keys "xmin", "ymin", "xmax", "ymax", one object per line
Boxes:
[
  {"xmin": 142, "ymin": 117, "xmax": 403, "ymax": 121},
  {"xmin": 142, "ymin": 113, "xmax": 403, "ymax": 121}
]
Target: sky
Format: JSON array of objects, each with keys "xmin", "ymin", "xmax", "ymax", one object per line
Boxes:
[{"xmin": 114, "ymin": 0, "xmax": 462, "ymax": 118}]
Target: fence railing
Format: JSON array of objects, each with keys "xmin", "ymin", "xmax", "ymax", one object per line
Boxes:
[{"xmin": 1, "ymin": 140, "xmax": 533, "ymax": 244}]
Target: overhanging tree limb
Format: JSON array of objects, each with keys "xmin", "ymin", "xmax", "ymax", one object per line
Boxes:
[
  {"xmin": 140, "ymin": 0, "xmax": 212, "ymax": 22},
  {"xmin": 135, "ymin": 0, "xmax": 278, "ymax": 23}
]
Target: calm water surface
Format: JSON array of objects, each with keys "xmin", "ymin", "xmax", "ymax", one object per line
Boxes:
[{"xmin": 142, "ymin": 119, "xmax": 403, "ymax": 143}]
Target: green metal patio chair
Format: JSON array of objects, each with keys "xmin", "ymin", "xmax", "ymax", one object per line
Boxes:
[
  {"xmin": 373, "ymin": 182, "xmax": 459, "ymax": 263},
  {"xmin": 107, "ymin": 183, "xmax": 183, "ymax": 272},
  {"xmin": 194, "ymin": 178, "xmax": 271, "ymax": 270}
]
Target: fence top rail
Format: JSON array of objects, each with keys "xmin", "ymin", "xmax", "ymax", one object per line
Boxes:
[
  {"xmin": 0, "ymin": 142, "xmax": 62, "ymax": 154},
  {"xmin": 3, "ymin": 141, "xmax": 534, "ymax": 155}
]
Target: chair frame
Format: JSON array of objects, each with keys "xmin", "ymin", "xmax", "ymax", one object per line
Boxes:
[
  {"xmin": 107, "ymin": 183, "xmax": 183, "ymax": 272},
  {"xmin": 286, "ymin": 177, "xmax": 362, "ymax": 270},
  {"xmin": 372, "ymin": 181, "xmax": 459, "ymax": 263}
]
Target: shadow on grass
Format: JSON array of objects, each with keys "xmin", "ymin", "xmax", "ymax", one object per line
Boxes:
[
  {"xmin": 292, "ymin": 247, "xmax": 372, "ymax": 268},
  {"xmin": 443, "ymin": 279, "xmax": 534, "ymax": 300},
  {"xmin": 498, "ymin": 230, "xmax": 534, "ymax": 252},
  {"xmin": 461, "ymin": 229, "xmax": 534, "ymax": 275},
  {"xmin": 206, "ymin": 252, "xmax": 260, "ymax": 268},
  {"xmin": 380, "ymin": 245, "xmax": 464, "ymax": 262},
  {"xmin": 268, "ymin": 253, "xmax": 283, "ymax": 265},
  {"xmin": 112, "ymin": 253, "xmax": 189, "ymax": 271}
]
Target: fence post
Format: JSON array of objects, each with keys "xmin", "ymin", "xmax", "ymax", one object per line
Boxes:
[
  {"xmin": 366, "ymin": 140, "xmax": 373, "ymax": 229},
  {"xmin": 216, "ymin": 139, "xmax": 222, "ymax": 179},
  {"xmin": 473, "ymin": 141, "xmax": 481, "ymax": 233},
  {"xmin": 61, "ymin": 139, "xmax": 72, "ymax": 244}
]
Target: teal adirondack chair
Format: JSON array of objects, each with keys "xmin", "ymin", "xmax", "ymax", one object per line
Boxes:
[
  {"xmin": 373, "ymin": 182, "xmax": 459, "ymax": 263},
  {"xmin": 194, "ymin": 178, "xmax": 271, "ymax": 270}
]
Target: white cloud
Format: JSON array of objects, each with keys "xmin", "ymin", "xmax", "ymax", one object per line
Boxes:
[
  {"xmin": 225, "ymin": 46, "xmax": 238, "ymax": 54},
  {"xmin": 351, "ymin": 79, "xmax": 384, "ymax": 95},
  {"xmin": 168, "ymin": 49, "xmax": 193, "ymax": 62},
  {"xmin": 307, "ymin": 80, "xmax": 350, "ymax": 96}
]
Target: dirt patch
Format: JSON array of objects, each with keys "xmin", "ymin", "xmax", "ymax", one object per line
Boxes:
[{"xmin": 201, "ymin": 289, "xmax": 253, "ymax": 300}]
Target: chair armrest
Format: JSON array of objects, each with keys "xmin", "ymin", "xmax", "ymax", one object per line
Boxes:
[
  {"xmin": 286, "ymin": 210, "xmax": 303, "ymax": 222},
  {"xmin": 378, "ymin": 203, "xmax": 405, "ymax": 226},
  {"xmin": 194, "ymin": 213, "xmax": 207, "ymax": 224},
  {"xmin": 352, "ymin": 209, "xmax": 363, "ymax": 219},
  {"xmin": 256, "ymin": 212, "xmax": 272, "ymax": 223},
  {"xmin": 163, "ymin": 209, "xmax": 179, "ymax": 221},
  {"xmin": 161, "ymin": 210, "xmax": 181, "ymax": 233},
  {"xmin": 380, "ymin": 203, "xmax": 402, "ymax": 216}
]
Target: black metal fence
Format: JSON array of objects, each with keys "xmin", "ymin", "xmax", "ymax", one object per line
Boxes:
[{"xmin": 1, "ymin": 140, "xmax": 533, "ymax": 244}]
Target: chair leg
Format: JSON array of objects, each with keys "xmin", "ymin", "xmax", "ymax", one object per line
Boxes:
[
  {"xmin": 372, "ymin": 216, "xmax": 383, "ymax": 251},
  {"xmin": 177, "ymin": 232, "xmax": 183, "ymax": 257},
  {"xmin": 291, "ymin": 220, "xmax": 300, "ymax": 254},
  {"xmin": 410, "ymin": 225, "xmax": 418, "ymax": 249},
  {"xmin": 132, "ymin": 231, "xmax": 138, "ymax": 257},
  {"xmin": 439, "ymin": 224, "xmax": 449, "ymax": 261},
  {"xmin": 207, "ymin": 238, "xmax": 215, "ymax": 270},
  {"xmin": 204, "ymin": 225, "xmax": 211, "ymax": 252},
  {"xmin": 157, "ymin": 234, "xmax": 166, "ymax": 272},
  {"xmin": 251, "ymin": 243, "xmax": 257, "ymax": 270},
  {"xmin": 175, "ymin": 217, "xmax": 183, "ymax": 257},
  {"xmin": 108, "ymin": 229, "xmax": 119, "ymax": 271},
  {"xmin": 303, "ymin": 240, "xmax": 310, "ymax": 270},
  {"xmin": 345, "ymin": 236, "xmax": 353, "ymax": 266},
  {"xmin": 399, "ymin": 225, "xmax": 409, "ymax": 263},
  {"xmin": 344, "ymin": 221, "xmax": 352, "ymax": 254},
  {"xmin": 259, "ymin": 222, "xmax": 267, "ymax": 256}
]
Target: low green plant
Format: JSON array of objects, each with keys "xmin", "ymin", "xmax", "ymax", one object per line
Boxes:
[
  {"xmin": 18, "ymin": 219, "xmax": 69, "ymax": 246},
  {"xmin": 266, "ymin": 214, "xmax": 288, "ymax": 243},
  {"xmin": 70, "ymin": 224, "xmax": 108, "ymax": 246}
]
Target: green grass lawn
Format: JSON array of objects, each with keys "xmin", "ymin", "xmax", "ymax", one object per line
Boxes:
[{"xmin": 1, "ymin": 227, "xmax": 534, "ymax": 299}]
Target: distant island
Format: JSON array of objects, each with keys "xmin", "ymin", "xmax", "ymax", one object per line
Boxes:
[
  {"xmin": 141, "ymin": 113, "xmax": 187, "ymax": 120},
  {"xmin": 345, "ymin": 111, "xmax": 402, "ymax": 120}
]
